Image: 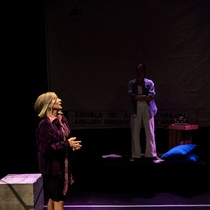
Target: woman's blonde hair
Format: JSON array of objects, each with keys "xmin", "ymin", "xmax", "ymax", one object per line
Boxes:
[{"xmin": 34, "ymin": 91, "xmax": 58, "ymax": 118}]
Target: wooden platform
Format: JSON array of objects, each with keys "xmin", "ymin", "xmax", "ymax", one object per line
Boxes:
[{"xmin": 0, "ymin": 173, "xmax": 44, "ymax": 210}]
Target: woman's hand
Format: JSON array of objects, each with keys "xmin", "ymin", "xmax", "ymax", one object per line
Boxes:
[
  {"xmin": 135, "ymin": 94, "xmax": 152, "ymax": 102},
  {"xmin": 135, "ymin": 94, "xmax": 146, "ymax": 101},
  {"xmin": 68, "ymin": 137, "xmax": 82, "ymax": 151}
]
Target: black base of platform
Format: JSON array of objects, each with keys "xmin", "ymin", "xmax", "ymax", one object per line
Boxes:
[{"xmin": 73, "ymin": 155, "xmax": 210, "ymax": 195}]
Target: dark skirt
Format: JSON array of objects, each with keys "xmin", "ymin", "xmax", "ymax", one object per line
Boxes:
[{"xmin": 43, "ymin": 174, "xmax": 65, "ymax": 202}]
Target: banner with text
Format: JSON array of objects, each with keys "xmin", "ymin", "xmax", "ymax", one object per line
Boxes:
[{"xmin": 67, "ymin": 109, "xmax": 198, "ymax": 129}]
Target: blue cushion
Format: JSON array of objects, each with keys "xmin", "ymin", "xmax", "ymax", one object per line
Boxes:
[
  {"xmin": 184, "ymin": 154, "xmax": 200, "ymax": 163},
  {"xmin": 161, "ymin": 144, "xmax": 197, "ymax": 160}
]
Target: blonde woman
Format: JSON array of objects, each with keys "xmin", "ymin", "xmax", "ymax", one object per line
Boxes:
[{"xmin": 34, "ymin": 91, "xmax": 82, "ymax": 210}]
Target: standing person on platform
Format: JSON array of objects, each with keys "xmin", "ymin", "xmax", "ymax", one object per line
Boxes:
[
  {"xmin": 128, "ymin": 63, "xmax": 160, "ymax": 161},
  {"xmin": 34, "ymin": 91, "xmax": 82, "ymax": 210}
]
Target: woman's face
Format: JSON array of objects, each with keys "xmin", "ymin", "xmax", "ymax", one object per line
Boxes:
[
  {"xmin": 136, "ymin": 67, "xmax": 145, "ymax": 81},
  {"xmin": 50, "ymin": 97, "xmax": 62, "ymax": 111}
]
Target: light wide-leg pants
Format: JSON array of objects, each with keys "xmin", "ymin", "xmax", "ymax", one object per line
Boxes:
[{"xmin": 131, "ymin": 103, "xmax": 157, "ymax": 158}]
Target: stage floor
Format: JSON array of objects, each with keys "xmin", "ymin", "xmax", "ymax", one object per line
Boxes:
[
  {"xmin": 44, "ymin": 190, "xmax": 210, "ymax": 210},
  {"xmin": 44, "ymin": 156, "xmax": 210, "ymax": 210}
]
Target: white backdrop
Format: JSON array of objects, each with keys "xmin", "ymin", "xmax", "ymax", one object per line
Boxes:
[{"xmin": 45, "ymin": 0, "xmax": 210, "ymax": 129}]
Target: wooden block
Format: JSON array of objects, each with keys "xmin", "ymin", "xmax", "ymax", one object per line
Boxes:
[{"xmin": 0, "ymin": 174, "xmax": 44, "ymax": 210}]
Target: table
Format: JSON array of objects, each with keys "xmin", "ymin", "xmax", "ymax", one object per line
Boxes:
[{"xmin": 167, "ymin": 124, "xmax": 199, "ymax": 149}]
